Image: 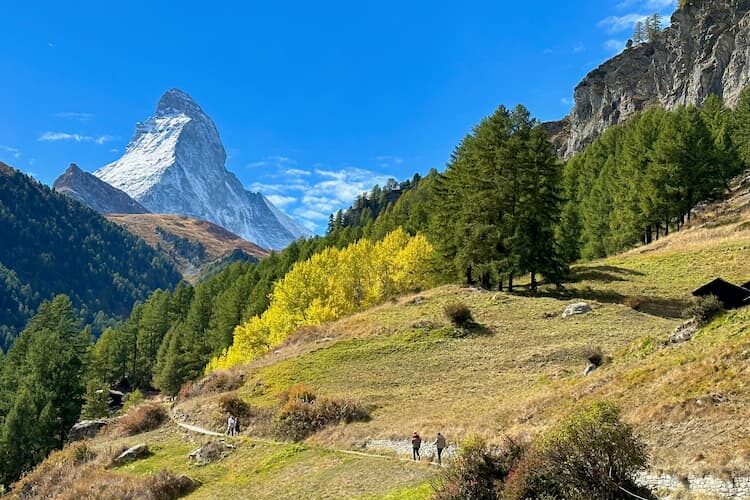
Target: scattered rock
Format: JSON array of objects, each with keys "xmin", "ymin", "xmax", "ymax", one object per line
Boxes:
[
  {"xmin": 406, "ymin": 296, "xmax": 425, "ymax": 305},
  {"xmin": 667, "ymin": 318, "xmax": 700, "ymax": 344},
  {"xmin": 68, "ymin": 419, "xmax": 108, "ymax": 442},
  {"xmin": 109, "ymin": 444, "xmax": 150, "ymax": 467},
  {"xmin": 583, "ymin": 363, "xmax": 598, "ymax": 376},
  {"xmin": 188, "ymin": 440, "xmax": 236, "ymax": 465},
  {"xmin": 561, "ymin": 302, "xmax": 592, "ymax": 318}
]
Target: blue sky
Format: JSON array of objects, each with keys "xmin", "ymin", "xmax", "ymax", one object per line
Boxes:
[{"xmin": 0, "ymin": 0, "xmax": 676, "ymax": 233}]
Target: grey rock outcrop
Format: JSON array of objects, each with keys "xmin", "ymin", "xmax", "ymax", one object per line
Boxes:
[
  {"xmin": 53, "ymin": 164, "xmax": 149, "ymax": 214},
  {"xmin": 95, "ymin": 89, "xmax": 312, "ymax": 250},
  {"xmin": 562, "ymin": 302, "xmax": 592, "ymax": 318},
  {"xmin": 68, "ymin": 419, "xmax": 108, "ymax": 442},
  {"xmin": 557, "ymin": 0, "xmax": 750, "ymax": 157},
  {"xmin": 109, "ymin": 443, "xmax": 150, "ymax": 467}
]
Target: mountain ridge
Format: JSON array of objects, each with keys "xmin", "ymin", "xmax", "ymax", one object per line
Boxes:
[
  {"xmin": 53, "ymin": 163, "xmax": 149, "ymax": 214},
  {"xmin": 94, "ymin": 88, "xmax": 311, "ymax": 250}
]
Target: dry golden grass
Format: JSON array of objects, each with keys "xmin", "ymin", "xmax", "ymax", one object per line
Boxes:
[{"xmin": 106, "ymin": 213, "xmax": 269, "ymax": 281}]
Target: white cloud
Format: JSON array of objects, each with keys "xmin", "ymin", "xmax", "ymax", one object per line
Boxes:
[
  {"xmin": 603, "ymin": 39, "xmax": 627, "ymax": 53},
  {"xmin": 38, "ymin": 132, "xmax": 115, "ymax": 144},
  {"xmin": 285, "ymin": 168, "xmax": 311, "ymax": 176},
  {"xmin": 55, "ymin": 112, "xmax": 94, "ymax": 121},
  {"xmin": 598, "ymin": 13, "xmax": 649, "ymax": 33},
  {"xmin": 560, "ymin": 97, "xmax": 572, "ymax": 106},
  {"xmin": 0, "ymin": 145, "xmax": 21, "ymax": 159},
  {"xmin": 266, "ymin": 194, "xmax": 297, "ymax": 208},
  {"xmin": 247, "ymin": 155, "xmax": 297, "ymax": 169},
  {"xmin": 617, "ymin": 0, "xmax": 675, "ymax": 10}
]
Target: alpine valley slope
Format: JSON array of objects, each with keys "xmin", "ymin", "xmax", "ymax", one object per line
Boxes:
[{"xmin": 95, "ymin": 89, "xmax": 311, "ymax": 250}]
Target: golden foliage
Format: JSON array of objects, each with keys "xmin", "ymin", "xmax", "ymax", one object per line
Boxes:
[{"xmin": 207, "ymin": 229, "xmax": 434, "ymax": 370}]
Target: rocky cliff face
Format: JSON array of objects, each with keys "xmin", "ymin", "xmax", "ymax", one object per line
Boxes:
[
  {"xmin": 95, "ymin": 89, "xmax": 311, "ymax": 249},
  {"xmin": 559, "ymin": 0, "xmax": 750, "ymax": 157},
  {"xmin": 53, "ymin": 163, "xmax": 149, "ymax": 214}
]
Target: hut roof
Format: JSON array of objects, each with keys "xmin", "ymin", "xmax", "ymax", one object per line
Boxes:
[{"xmin": 692, "ymin": 278, "xmax": 750, "ymax": 309}]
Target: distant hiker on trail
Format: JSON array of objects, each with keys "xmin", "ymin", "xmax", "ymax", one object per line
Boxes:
[
  {"xmin": 411, "ymin": 432, "xmax": 422, "ymax": 460},
  {"xmin": 226, "ymin": 415, "xmax": 236, "ymax": 436},
  {"xmin": 435, "ymin": 432, "xmax": 447, "ymax": 465},
  {"xmin": 234, "ymin": 416, "xmax": 241, "ymax": 435}
]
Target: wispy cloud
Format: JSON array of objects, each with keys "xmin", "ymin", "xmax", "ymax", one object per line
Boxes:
[
  {"xmin": 0, "ymin": 145, "xmax": 22, "ymax": 159},
  {"xmin": 55, "ymin": 112, "xmax": 94, "ymax": 122},
  {"xmin": 603, "ymin": 39, "xmax": 627, "ymax": 53},
  {"xmin": 247, "ymin": 155, "xmax": 297, "ymax": 169},
  {"xmin": 617, "ymin": 0, "xmax": 675, "ymax": 10},
  {"xmin": 38, "ymin": 132, "xmax": 116, "ymax": 144},
  {"xmin": 560, "ymin": 97, "xmax": 572, "ymax": 106},
  {"xmin": 266, "ymin": 194, "xmax": 297, "ymax": 208},
  {"xmin": 598, "ymin": 13, "xmax": 649, "ymax": 33}
]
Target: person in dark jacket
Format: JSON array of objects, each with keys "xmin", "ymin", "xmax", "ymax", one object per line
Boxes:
[
  {"xmin": 435, "ymin": 432, "xmax": 447, "ymax": 465},
  {"xmin": 411, "ymin": 432, "xmax": 422, "ymax": 460}
]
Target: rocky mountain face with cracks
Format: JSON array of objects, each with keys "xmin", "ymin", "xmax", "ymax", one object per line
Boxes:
[
  {"xmin": 94, "ymin": 89, "xmax": 311, "ymax": 250},
  {"xmin": 553, "ymin": 0, "xmax": 750, "ymax": 157}
]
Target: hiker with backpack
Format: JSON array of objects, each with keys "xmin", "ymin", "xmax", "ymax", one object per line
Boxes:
[{"xmin": 411, "ymin": 432, "xmax": 422, "ymax": 460}]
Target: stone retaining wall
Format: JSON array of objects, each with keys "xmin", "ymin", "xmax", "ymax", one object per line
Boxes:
[{"xmin": 636, "ymin": 472, "xmax": 750, "ymax": 499}]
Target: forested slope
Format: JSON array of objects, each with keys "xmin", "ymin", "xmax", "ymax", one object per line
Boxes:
[{"xmin": 0, "ymin": 162, "xmax": 181, "ymax": 350}]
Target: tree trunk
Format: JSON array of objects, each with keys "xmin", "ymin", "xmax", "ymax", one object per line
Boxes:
[
  {"xmin": 466, "ymin": 266, "xmax": 474, "ymax": 285},
  {"xmin": 497, "ymin": 278, "xmax": 504, "ymax": 292},
  {"xmin": 508, "ymin": 275, "xmax": 514, "ymax": 293},
  {"xmin": 530, "ymin": 272, "xmax": 538, "ymax": 293}
]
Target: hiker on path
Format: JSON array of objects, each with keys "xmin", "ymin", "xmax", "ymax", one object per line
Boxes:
[
  {"xmin": 411, "ymin": 432, "xmax": 422, "ymax": 461},
  {"xmin": 435, "ymin": 432, "xmax": 447, "ymax": 465},
  {"xmin": 226, "ymin": 415, "xmax": 236, "ymax": 436},
  {"xmin": 234, "ymin": 416, "xmax": 241, "ymax": 435}
]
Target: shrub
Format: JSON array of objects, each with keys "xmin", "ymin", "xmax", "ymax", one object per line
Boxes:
[
  {"xmin": 504, "ymin": 402, "xmax": 652, "ymax": 500},
  {"xmin": 118, "ymin": 403, "xmax": 168, "ymax": 436},
  {"xmin": 121, "ymin": 389, "xmax": 144, "ymax": 413},
  {"xmin": 275, "ymin": 387, "xmax": 369, "ymax": 441},
  {"xmin": 218, "ymin": 393, "xmax": 253, "ymax": 420},
  {"xmin": 179, "ymin": 370, "xmax": 245, "ymax": 399},
  {"xmin": 684, "ymin": 295, "xmax": 724, "ymax": 324},
  {"xmin": 623, "ymin": 295, "xmax": 647, "ymax": 311},
  {"xmin": 280, "ymin": 383, "xmax": 317, "ymax": 404},
  {"xmin": 433, "ymin": 436, "xmax": 525, "ymax": 500},
  {"xmin": 444, "ymin": 302, "xmax": 473, "ymax": 327},
  {"xmin": 72, "ymin": 442, "xmax": 97, "ymax": 465},
  {"xmin": 145, "ymin": 470, "xmax": 199, "ymax": 500},
  {"xmin": 584, "ymin": 346, "xmax": 605, "ymax": 367}
]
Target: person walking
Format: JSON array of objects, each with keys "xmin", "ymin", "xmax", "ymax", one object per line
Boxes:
[
  {"xmin": 234, "ymin": 416, "xmax": 241, "ymax": 435},
  {"xmin": 226, "ymin": 415, "xmax": 236, "ymax": 436},
  {"xmin": 411, "ymin": 432, "xmax": 422, "ymax": 461},
  {"xmin": 435, "ymin": 432, "xmax": 447, "ymax": 465}
]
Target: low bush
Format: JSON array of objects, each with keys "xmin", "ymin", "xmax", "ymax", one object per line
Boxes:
[
  {"xmin": 218, "ymin": 393, "xmax": 253, "ymax": 420},
  {"xmin": 121, "ymin": 389, "xmax": 144, "ymax": 414},
  {"xmin": 179, "ymin": 370, "xmax": 245, "ymax": 399},
  {"xmin": 275, "ymin": 387, "xmax": 369, "ymax": 441},
  {"xmin": 584, "ymin": 346, "xmax": 605, "ymax": 367},
  {"xmin": 280, "ymin": 383, "xmax": 317, "ymax": 404},
  {"xmin": 623, "ymin": 295, "xmax": 647, "ymax": 311},
  {"xmin": 118, "ymin": 403, "xmax": 168, "ymax": 436},
  {"xmin": 444, "ymin": 302, "xmax": 473, "ymax": 327},
  {"xmin": 145, "ymin": 470, "xmax": 199, "ymax": 500},
  {"xmin": 684, "ymin": 295, "xmax": 724, "ymax": 324},
  {"xmin": 433, "ymin": 436, "xmax": 525, "ymax": 500},
  {"xmin": 504, "ymin": 402, "xmax": 652, "ymax": 500}
]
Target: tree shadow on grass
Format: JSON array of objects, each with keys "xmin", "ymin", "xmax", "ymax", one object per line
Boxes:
[
  {"xmin": 568, "ymin": 265, "xmax": 646, "ymax": 284},
  {"xmin": 517, "ymin": 286, "xmax": 688, "ymax": 320}
]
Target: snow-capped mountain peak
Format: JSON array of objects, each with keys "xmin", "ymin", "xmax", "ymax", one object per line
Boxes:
[{"xmin": 94, "ymin": 89, "xmax": 311, "ymax": 249}]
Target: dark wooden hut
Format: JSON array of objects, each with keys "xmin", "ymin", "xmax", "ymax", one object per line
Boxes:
[{"xmin": 692, "ymin": 278, "xmax": 750, "ymax": 309}]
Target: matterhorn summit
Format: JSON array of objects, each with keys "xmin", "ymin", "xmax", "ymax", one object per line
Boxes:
[{"xmin": 95, "ymin": 89, "xmax": 311, "ymax": 249}]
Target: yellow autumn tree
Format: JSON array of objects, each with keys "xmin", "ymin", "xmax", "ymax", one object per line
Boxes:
[{"xmin": 207, "ymin": 229, "xmax": 434, "ymax": 371}]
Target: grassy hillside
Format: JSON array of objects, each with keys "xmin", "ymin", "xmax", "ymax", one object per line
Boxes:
[
  {"xmin": 106, "ymin": 214, "xmax": 269, "ymax": 282},
  {"xmin": 16, "ymin": 185, "xmax": 750, "ymax": 498}
]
